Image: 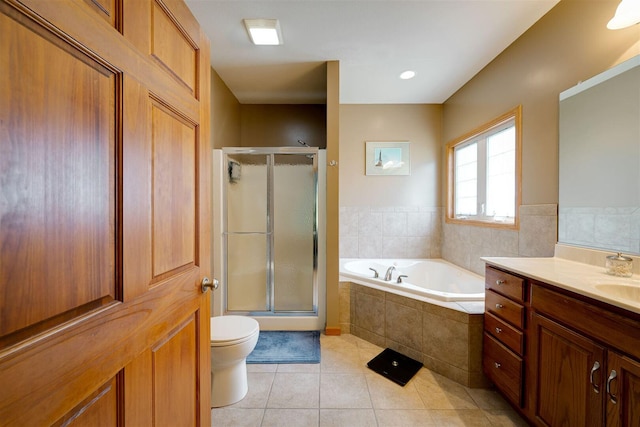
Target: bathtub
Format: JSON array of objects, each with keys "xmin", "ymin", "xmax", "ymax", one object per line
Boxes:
[{"xmin": 339, "ymin": 258, "xmax": 484, "ymax": 303}]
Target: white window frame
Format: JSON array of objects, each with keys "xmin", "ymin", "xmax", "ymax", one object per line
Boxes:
[{"xmin": 446, "ymin": 106, "xmax": 522, "ymax": 229}]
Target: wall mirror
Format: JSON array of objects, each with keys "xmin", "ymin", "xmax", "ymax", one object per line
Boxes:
[{"xmin": 558, "ymin": 55, "xmax": 640, "ymax": 255}]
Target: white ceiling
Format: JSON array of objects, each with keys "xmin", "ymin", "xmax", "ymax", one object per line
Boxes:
[{"xmin": 185, "ymin": 0, "xmax": 560, "ymax": 104}]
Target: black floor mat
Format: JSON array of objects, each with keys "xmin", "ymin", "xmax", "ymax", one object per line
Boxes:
[{"xmin": 367, "ymin": 348, "xmax": 422, "ymax": 386}]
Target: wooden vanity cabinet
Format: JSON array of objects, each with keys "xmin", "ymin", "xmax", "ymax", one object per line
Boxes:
[
  {"xmin": 528, "ymin": 281, "xmax": 640, "ymax": 427},
  {"xmin": 483, "ymin": 266, "xmax": 528, "ymax": 408},
  {"xmin": 483, "ymin": 264, "xmax": 640, "ymax": 426}
]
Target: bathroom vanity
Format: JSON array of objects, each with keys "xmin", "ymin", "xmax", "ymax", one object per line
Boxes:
[{"xmin": 482, "ymin": 256, "xmax": 640, "ymax": 427}]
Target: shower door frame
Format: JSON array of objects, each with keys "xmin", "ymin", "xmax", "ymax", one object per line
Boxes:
[{"xmin": 222, "ymin": 147, "xmax": 319, "ymax": 317}]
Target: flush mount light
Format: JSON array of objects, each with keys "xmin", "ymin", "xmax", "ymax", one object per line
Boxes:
[
  {"xmin": 607, "ymin": 0, "xmax": 640, "ymax": 29},
  {"xmin": 399, "ymin": 70, "xmax": 416, "ymax": 80},
  {"xmin": 243, "ymin": 19, "xmax": 283, "ymax": 45}
]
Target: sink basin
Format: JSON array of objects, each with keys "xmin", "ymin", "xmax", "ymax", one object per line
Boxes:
[{"xmin": 594, "ymin": 283, "xmax": 640, "ymax": 301}]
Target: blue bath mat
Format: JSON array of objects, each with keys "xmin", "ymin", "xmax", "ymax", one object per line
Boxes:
[{"xmin": 247, "ymin": 331, "xmax": 320, "ymax": 364}]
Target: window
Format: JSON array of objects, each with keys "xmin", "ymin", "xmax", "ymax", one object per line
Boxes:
[{"xmin": 446, "ymin": 107, "xmax": 521, "ymax": 228}]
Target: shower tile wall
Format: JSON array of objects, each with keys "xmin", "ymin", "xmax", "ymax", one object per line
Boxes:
[
  {"xmin": 340, "ymin": 204, "xmax": 558, "ymax": 276},
  {"xmin": 339, "ymin": 206, "xmax": 442, "ymax": 259}
]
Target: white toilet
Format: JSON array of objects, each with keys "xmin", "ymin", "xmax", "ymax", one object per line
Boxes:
[{"xmin": 210, "ymin": 315, "xmax": 260, "ymax": 407}]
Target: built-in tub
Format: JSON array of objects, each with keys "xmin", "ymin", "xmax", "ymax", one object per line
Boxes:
[
  {"xmin": 340, "ymin": 258, "xmax": 484, "ymax": 304},
  {"xmin": 339, "ymin": 258, "xmax": 487, "ymax": 387}
]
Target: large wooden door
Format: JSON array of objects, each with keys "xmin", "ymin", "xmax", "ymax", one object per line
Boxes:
[{"xmin": 0, "ymin": 0, "xmax": 211, "ymax": 425}]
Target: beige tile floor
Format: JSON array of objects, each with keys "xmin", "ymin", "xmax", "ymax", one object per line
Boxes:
[{"xmin": 211, "ymin": 334, "xmax": 529, "ymax": 427}]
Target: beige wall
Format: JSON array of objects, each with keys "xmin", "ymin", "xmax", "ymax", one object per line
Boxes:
[
  {"xmin": 340, "ymin": 104, "xmax": 442, "ymax": 207},
  {"xmin": 211, "ymin": 68, "xmax": 240, "ymax": 149},
  {"xmin": 442, "ymin": 0, "xmax": 640, "ymax": 206},
  {"xmin": 338, "ymin": 105, "xmax": 443, "ymax": 259},
  {"xmin": 240, "ymin": 104, "xmax": 326, "ymax": 148},
  {"xmin": 437, "ymin": 0, "xmax": 639, "ymax": 272},
  {"xmin": 325, "ymin": 61, "xmax": 341, "ymax": 334}
]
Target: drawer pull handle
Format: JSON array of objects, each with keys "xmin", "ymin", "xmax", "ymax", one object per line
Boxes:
[
  {"xmin": 590, "ymin": 361, "xmax": 601, "ymax": 393},
  {"xmin": 495, "ymin": 304, "xmax": 504, "ymax": 309},
  {"xmin": 494, "ymin": 362, "xmax": 501, "ymax": 369},
  {"xmin": 607, "ymin": 370, "xmax": 618, "ymax": 404},
  {"xmin": 495, "ymin": 327, "xmax": 502, "ymax": 334},
  {"xmin": 496, "ymin": 280, "xmax": 505, "ymax": 285}
]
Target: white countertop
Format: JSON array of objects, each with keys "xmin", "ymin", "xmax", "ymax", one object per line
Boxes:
[{"xmin": 482, "ymin": 256, "xmax": 640, "ymax": 315}]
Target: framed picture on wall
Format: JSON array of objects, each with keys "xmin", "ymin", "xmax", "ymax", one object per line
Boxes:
[{"xmin": 365, "ymin": 141, "xmax": 411, "ymax": 176}]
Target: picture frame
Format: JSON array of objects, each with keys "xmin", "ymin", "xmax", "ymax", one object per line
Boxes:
[{"xmin": 365, "ymin": 141, "xmax": 411, "ymax": 176}]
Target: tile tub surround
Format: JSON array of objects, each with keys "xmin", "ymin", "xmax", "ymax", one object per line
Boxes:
[
  {"xmin": 339, "ymin": 206, "xmax": 442, "ymax": 259},
  {"xmin": 341, "ymin": 204, "xmax": 558, "ymax": 276},
  {"xmin": 442, "ymin": 204, "xmax": 558, "ymax": 276},
  {"xmin": 342, "ymin": 281, "xmax": 487, "ymax": 388}
]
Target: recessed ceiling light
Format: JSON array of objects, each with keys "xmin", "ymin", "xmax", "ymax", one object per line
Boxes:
[
  {"xmin": 400, "ymin": 70, "xmax": 416, "ymax": 80},
  {"xmin": 243, "ymin": 19, "xmax": 283, "ymax": 45}
]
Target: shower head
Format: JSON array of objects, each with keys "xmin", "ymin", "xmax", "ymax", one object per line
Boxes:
[{"xmin": 297, "ymin": 139, "xmax": 310, "ymax": 147}]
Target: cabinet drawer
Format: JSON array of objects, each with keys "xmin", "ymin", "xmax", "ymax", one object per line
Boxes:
[
  {"xmin": 483, "ymin": 333, "xmax": 523, "ymax": 407},
  {"xmin": 484, "ymin": 311, "xmax": 524, "ymax": 356},
  {"xmin": 485, "ymin": 266, "xmax": 525, "ymax": 302},
  {"xmin": 486, "ymin": 289, "xmax": 524, "ymax": 328}
]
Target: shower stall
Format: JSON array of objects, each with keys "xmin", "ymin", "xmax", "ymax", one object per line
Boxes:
[{"xmin": 212, "ymin": 147, "xmax": 326, "ymax": 331}]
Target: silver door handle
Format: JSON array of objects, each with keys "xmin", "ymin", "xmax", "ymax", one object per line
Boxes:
[
  {"xmin": 590, "ymin": 361, "xmax": 601, "ymax": 393},
  {"xmin": 201, "ymin": 277, "xmax": 219, "ymax": 293},
  {"xmin": 606, "ymin": 370, "xmax": 618, "ymax": 403}
]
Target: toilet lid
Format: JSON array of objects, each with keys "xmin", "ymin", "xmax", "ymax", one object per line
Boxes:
[{"xmin": 210, "ymin": 315, "xmax": 259, "ymax": 346}]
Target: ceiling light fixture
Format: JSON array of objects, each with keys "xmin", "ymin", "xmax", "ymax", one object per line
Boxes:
[
  {"xmin": 400, "ymin": 70, "xmax": 416, "ymax": 80},
  {"xmin": 243, "ymin": 19, "xmax": 283, "ymax": 45},
  {"xmin": 607, "ymin": 0, "xmax": 640, "ymax": 29}
]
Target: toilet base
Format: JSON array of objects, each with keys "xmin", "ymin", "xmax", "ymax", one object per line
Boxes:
[{"xmin": 211, "ymin": 359, "xmax": 249, "ymax": 407}]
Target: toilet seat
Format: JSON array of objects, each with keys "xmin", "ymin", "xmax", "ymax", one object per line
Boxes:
[{"xmin": 210, "ymin": 316, "xmax": 259, "ymax": 347}]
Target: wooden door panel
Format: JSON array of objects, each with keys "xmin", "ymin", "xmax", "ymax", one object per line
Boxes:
[
  {"xmin": 82, "ymin": 0, "xmax": 119, "ymax": 28},
  {"xmin": 151, "ymin": 101, "xmax": 197, "ymax": 279},
  {"xmin": 153, "ymin": 315, "xmax": 198, "ymax": 425},
  {"xmin": 53, "ymin": 376, "xmax": 119, "ymax": 427},
  {"xmin": 122, "ymin": 75, "xmax": 153, "ymax": 301},
  {"xmin": 151, "ymin": 0, "xmax": 197, "ymax": 93},
  {"xmin": 0, "ymin": 0, "xmax": 117, "ymax": 340}
]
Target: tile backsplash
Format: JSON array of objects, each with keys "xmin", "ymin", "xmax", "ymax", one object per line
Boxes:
[
  {"xmin": 558, "ymin": 206, "xmax": 640, "ymax": 254},
  {"xmin": 340, "ymin": 204, "xmax": 558, "ymax": 276}
]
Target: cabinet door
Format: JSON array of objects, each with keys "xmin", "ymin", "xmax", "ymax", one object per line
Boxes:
[
  {"xmin": 606, "ymin": 352, "xmax": 640, "ymax": 427},
  {"xmin": 531, "ymin": 313, "xmax": 605, "ymax": 427}
]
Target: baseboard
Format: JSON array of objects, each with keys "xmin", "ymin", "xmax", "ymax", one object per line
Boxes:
[{"xmin": 324, "ymin": 326, "xmax": 341, "ymax": 336}]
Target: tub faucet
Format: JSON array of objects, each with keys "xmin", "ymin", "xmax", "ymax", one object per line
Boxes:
[
  {"xmin": 369, "ymin": 267, "xmax": 379, "ymax": 278},
  {"xmin": 384, "ymin": 266, "xmax": 395, "ymax": 281},
  {"xmin": 397, "ymin": 275, "xmax": 408, "ymax": 283}
]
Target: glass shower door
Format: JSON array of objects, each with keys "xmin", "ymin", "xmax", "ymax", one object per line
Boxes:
[
  {"xmin": 223, "ymin": 148, "xmax": 318, "ymax": 316},
  {"xmin": 225, "ymin": 153, "xmax": 269, "ymax": 312},
  {"xmin": 273, "ymin": 154, "xmax": 317, "ymax": 312}
]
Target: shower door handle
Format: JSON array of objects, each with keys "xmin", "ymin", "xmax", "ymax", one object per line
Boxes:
[{"xmin": 201, "ymin": 277, "xmax": 219, "ymax": 293}]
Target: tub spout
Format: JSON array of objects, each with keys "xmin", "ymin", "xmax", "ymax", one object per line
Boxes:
[
  {"xmin": 384, "ymin": 266, "xmax": 396, "ymax": 281},
  {"xmin": 397, "ymin": 275, "xmax": 408, "ymax": 283}
]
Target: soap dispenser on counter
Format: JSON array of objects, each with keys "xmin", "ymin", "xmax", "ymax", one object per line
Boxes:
[{"xmin": 605, "ymin": 252, "xmax": 633, "ymax": 277}]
